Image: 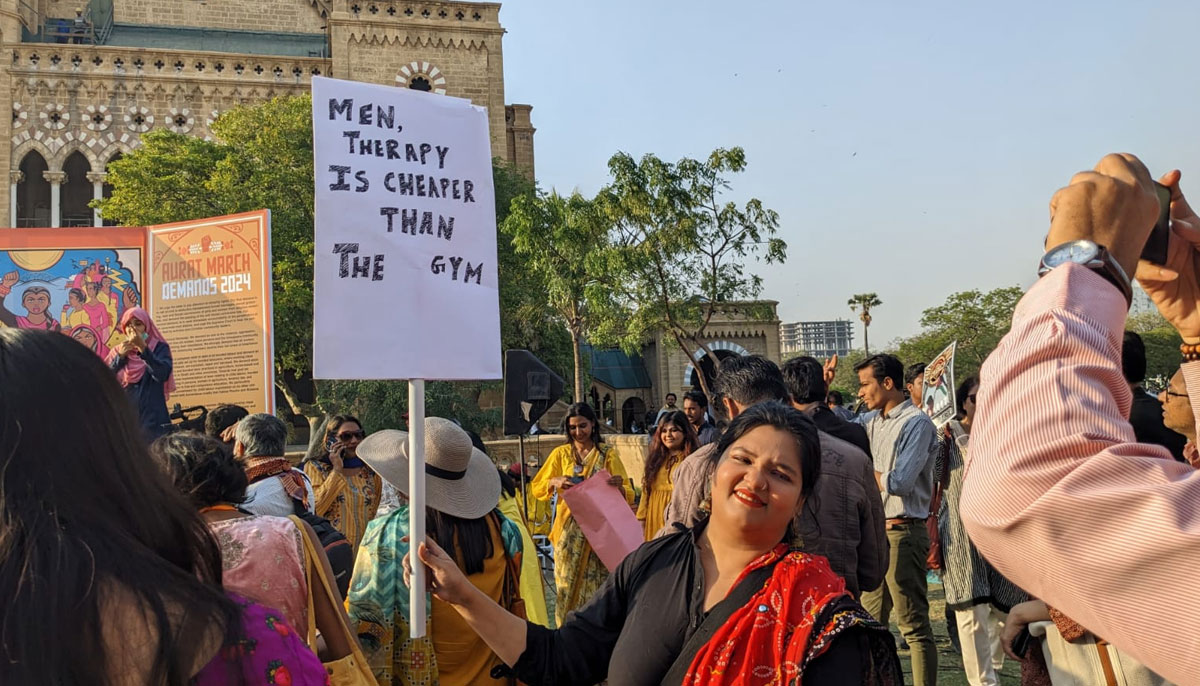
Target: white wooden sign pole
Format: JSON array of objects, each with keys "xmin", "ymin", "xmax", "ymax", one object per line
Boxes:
[{"xmin": 408, "ymin": 379, "xmax": 426, "ymax": 638}]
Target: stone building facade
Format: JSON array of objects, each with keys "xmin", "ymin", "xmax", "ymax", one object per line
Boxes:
[
  {"xmin": 588, "ymin": 301, "xmax": 783, "ymax": 432},
  {"xmin": 0, "ymin": 0, "xmax": 533, "ymax": 227}
]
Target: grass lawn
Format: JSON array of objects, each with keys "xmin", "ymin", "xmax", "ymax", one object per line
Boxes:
[{"xmin": 895, "ymin": 580, "xmax": 1021, "ymax": 685}]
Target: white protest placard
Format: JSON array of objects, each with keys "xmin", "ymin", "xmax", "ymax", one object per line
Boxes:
[
  {"xmin": 311, "ymin": 76, "xmax": 501, "ymax": 380},
  {"xmin": 922, "ymin": 341, "xmax": 957, "ymax": 428}
]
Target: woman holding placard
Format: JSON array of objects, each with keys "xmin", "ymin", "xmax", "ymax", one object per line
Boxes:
[
  {"xmin": 406, "ymin": 403, "xmax": 902, "ymax": 685},
  {"xmin": 529, "ymin": 402, "xmax": 634, "ymax": 625}
]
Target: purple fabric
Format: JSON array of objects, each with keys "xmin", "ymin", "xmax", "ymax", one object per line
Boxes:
[{"xmin": 192, "ymin": 595, "xmax": 329, "ymax": 686}]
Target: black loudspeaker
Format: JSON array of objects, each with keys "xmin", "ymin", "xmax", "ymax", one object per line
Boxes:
[{"xmin": 503, "ymin": 350, "xmax": 565, "ymax": 435}]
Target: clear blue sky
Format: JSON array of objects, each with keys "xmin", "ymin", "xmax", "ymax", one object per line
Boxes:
[{"xmin": 499, "ymin": 0, "xmax": 1200, "ymax": 349}]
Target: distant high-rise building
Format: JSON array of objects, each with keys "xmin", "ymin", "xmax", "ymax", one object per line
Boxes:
[{"xmin": 780, "ymin": 319, "xmax": 854, "ymax": 358}]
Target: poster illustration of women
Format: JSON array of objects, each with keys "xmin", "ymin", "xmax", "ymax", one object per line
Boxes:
[
  {"xmin": 0, "ymin": 227, "xmax": 145, "ymax": 360},
  {"xmin": 922, "ymin": 342, "xmax": 957, "ymax": 428}
]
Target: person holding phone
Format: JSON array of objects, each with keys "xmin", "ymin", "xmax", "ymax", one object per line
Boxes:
[
  {"xmin": 107, "ymin": 307, "xmax": 174, "ymax": 440},
  {"xmin": 529, "ymin": 402, "xmax": 633, "ymax": 625},
  {"xmin": 302, "ymin": 414, "xmax": 381, "ymax": 551},
  {"xmin": 961, "ymin": 154, "xmax": 1200, "ymax": 684}
]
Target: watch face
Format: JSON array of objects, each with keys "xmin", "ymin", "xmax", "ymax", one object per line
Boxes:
[{"xmin": 1045, "ymin": 240, "xmax": 1101, "ymax": 268}]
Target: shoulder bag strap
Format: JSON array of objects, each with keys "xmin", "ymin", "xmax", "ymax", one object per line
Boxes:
[
  {"xmin": 659, "ymin": 558, "xmax": 781, "ymax": 686},
  {"xmin": 287, "ymin": 515, "xmax": 321, "ymax": 648}
]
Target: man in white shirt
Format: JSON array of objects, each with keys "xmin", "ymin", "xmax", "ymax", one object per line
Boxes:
[{"xmin": 235, "ymin": 413, "xmax": 315, "ymax": 516}]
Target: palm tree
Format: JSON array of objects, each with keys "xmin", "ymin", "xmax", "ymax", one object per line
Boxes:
[{"xmin": 848, "ymin": 293, "xmax": 882, "ymax": 355}]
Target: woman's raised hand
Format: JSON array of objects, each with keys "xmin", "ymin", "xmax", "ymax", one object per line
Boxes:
[{"xmin": 403, "ymin": 535, "xmax": 475, "ymax": 606}]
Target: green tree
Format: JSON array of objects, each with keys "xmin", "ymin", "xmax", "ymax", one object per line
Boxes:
[
  {"xmin": 98, "ymin": 96, "xmax": 322, "ymax": 436},
  {"xmin": 1128, "ymin": 310, "xmax": 1183, "ymax": 388},
  {"xmin": 893, "ymin": 286, "xmax": 1023, "ymax": 382},
  {"xmin": 502, "ymin": 190, "xmax": 620, "ymax": 402},
  {"xmin": 99, "ymin": 95, "xmax": 568, "ymax": 439},
  {"xmin": 847, "ymin": 293, "xmax": 882, "ymax": 355},
  {"xmin": 592, "ymin": 147, "xmax": 786, "ymax": 399}
]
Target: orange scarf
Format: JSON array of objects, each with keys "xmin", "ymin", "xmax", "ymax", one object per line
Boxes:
[{"xmin": 683, "ymin": 546, "xmax": 900, "ymax": 685}]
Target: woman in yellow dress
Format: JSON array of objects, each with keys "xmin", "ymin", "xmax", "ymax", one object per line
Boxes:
[
  {"xmin": 302, "ymin": 414, "xmax": 382, "ymax": 551},
  {"xmin": 530, "ymin": 402, "xmax": 633, "ymax": 626},
  {"xmin": 636, "ymin": 409, "xmax": 699, "ymax": 540}
]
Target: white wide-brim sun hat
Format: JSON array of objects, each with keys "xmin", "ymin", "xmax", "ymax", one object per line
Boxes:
[{"xmin": 356, "ymin": 417, "xmax": 500, "ymax": 520}]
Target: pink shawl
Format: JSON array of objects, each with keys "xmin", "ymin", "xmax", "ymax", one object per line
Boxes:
[{"xmin": 109, "ymin": 307, "xmax": 176, "ymax": 399}]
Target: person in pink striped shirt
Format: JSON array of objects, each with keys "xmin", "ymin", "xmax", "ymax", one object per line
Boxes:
[{"xmin": 961, "ymin": 153, "xmax": 1200, "ymax": 685}]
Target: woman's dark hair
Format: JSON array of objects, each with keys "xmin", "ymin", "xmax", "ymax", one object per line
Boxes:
[
  {"xmin": 205, "ymin": 404, "xmax": 249, "ymax": 440},
  {"xmin": 0, "ymin": 329, "xmax": 240, "ymax": 685},
  {"xmin": 426, "ymin": 507, "xmax": 497, "ymax": 576},
  {"xmin": 309, "ymin": 413, "xmax": 364, "ymax": 462},
  {"xmin": 1122, "ymin": 330, "xmax": 1147, "ymax": 384},
  {"xmin": 826, "ymin": 389, "xmax": 845, "ymax": 405},
  {"xmin": 68, "ymin": 287, "xmax": 85, "ymax": 304},
  {"xmin": 955, "ymin": 375, "xmax": 980, "ymax": 420},
  {"xmin": 562, "ymin": 402, "xmax": 602, "ymax": 446},
  {"xmin": 497, "ymin": 467, "xmax": 517, "ymax": 499},
  {"xmin": 643, "ymin": 410, "xmax": 699, "ymax": 493},
  {"xmin": 714, "ymin": 401, "xmax": 822, "ymax": 504},
  {"xmin": 151, "ymin": 432, "xmax": 249, "ymax": 509}
]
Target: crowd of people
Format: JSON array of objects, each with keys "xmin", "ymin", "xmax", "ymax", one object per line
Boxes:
[{"xmin": 4, "ymin": 151, "xmax": 1200, "ymax": 685}]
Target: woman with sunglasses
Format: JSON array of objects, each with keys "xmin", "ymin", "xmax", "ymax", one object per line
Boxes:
[
  {"xmin": 937, "ymin": 376, "xmax": 1027, "ymax": 686},
  {"xmin": 530, "ymin": 402, "xmax": 634, "ymax": 625},
  {"xmin": 303, "ymin": 414, "xmax": 382, "ymax": 550}
]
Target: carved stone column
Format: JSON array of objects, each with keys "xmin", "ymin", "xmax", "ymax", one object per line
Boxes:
[
  {"xmin": 9, "ymin": 170, "xmax": 23, "ymax": 227},
  {"xmin": 86, "ymin": 171, "xmax": 107, "ymax": 227},
  {"xmin": 43, "ymin": 170, "xmax": 65, "ymax": 228}
]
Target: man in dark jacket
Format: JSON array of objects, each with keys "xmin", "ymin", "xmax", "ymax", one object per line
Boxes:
[
  {"xmin": 782, "ymin": 356, "xmax": 886, "ymax": 594},
  {"xmin": 1124, "ymin": 330, "xmax": 1186, "ymax": 461},
  {"xmin": 782, "ymin": 355, "xmax": 871, "ymax": 457}
]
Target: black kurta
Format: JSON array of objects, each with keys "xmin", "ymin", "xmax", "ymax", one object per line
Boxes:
[{"xmin": 512, "ymin": 526, "xmax": 881, "ymax": 685}]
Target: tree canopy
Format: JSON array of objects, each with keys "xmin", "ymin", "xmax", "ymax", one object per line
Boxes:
[
  {"xmin": 591, "ymin": 147, "xmax": 786, "ymax": 397},
  {"xmin": 99, "ymin": 94, "xmax": 568, "ymax": 437}
]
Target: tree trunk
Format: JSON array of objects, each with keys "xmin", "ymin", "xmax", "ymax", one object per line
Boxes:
[
  {"xmin": 570, "ymin": 327, "xmax": 584, "ymax": 403},
  {"xmin": 675, "ymin": 334, "xmax": 715, "ymax": 404},
  {"xmin": 275, "ymin": 376, "xmax": 327, "ymax": 461},
  {"xmin": 864, "ymin": 323, "xmax": 871, "ymax": 356}
]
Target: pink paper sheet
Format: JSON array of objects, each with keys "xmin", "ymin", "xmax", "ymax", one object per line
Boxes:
[{"xmin": 560, "ymin": 469, "xmax": 644, "ymax": 571}]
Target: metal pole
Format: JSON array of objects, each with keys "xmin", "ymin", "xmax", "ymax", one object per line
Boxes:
[
  {"xmin": 408, "ymin": 379, "xmax": 426, "ymax": 639},
  {"xmin": 519, "ymin": 433, "xmax": 527, "ymax": 515}
]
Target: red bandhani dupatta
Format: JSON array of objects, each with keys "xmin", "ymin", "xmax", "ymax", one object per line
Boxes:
[{"xmin": 683, "ymin": 545, "xmax": 901, "ymax": 685}]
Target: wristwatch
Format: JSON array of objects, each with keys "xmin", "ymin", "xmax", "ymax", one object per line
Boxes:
[{"xmin": 1038, "ymin": 240, "xmax": 1132, "ymax": 309}]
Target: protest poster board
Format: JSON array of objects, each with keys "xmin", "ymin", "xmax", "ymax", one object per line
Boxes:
[
  {"xmin": 0, "ymin": 211, "xmax": 274, "ymax": 414},
  {"xmin": 310, "ymin": 75, "xmax": 501, "ymax": 381},
  {"xmin": 560, "ymin": 469, "xmax": 644, "ymax": 572},
  {"xmin": 922, "ymin": 341, "xmax": 957, "ymax": 428},
  {"xmin": 0, "ymin": 227, "xmax": 146, "ymax": 356},
  {"xmin": 147, "ymin": 210, "xmax": 274, "ymax": 413}
]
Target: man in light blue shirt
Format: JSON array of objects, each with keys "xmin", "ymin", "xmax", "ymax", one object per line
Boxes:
[{"xmin": 851, "ymin": 353, "xmax": 939, "ymax": 686}]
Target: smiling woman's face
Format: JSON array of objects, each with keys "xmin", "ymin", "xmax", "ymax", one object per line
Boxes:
[{"xmin": 710, "ymin": 425, "xmax": 804, "ymax": 538}]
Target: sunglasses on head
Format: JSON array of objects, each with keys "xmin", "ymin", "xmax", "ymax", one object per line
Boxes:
[{"xmin": 336, "ymin": 430, "xmax": 366, "ymax": 441}]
